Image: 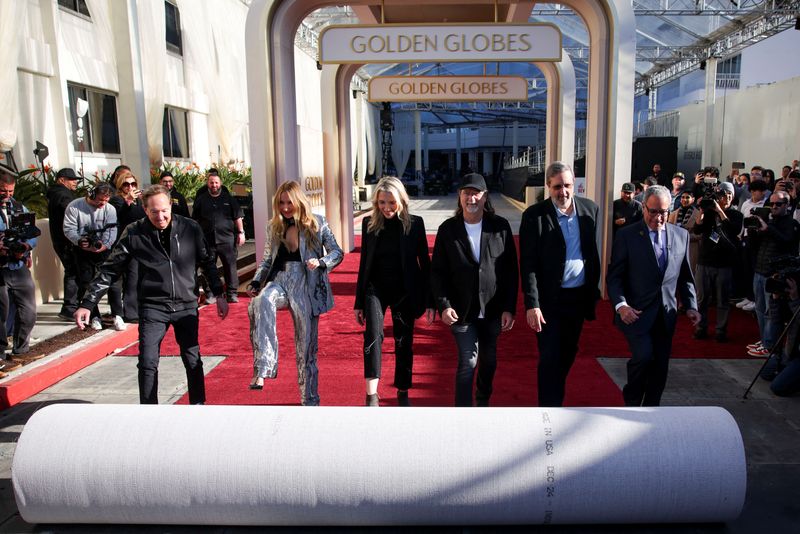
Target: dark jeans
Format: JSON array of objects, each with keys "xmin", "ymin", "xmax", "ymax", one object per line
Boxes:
[
  {"xmin": 363, "ymin": 288, "xmax": 415, "ymax": 390},
  {"xmin": 536, "ymin": 287, "xmax": 585, "ymax": 407},
  {"xmin": 138, "ymin": 307, "xmax": 205, "ymax": 405},
  {"xmin": 55, "ymin": 245, "xmax": 79, "ymax": 315},
  {"xmin": 696, "ymin": 264, "xmax": 732, "ymax": 334},
  {"xmin": 209, "ymin": 242, "xmax": 239, "ymax": 296},
  {"xmin": 771, "ymin": 358, "xmax": 800, "ymax": 396},
  {"xmin": 623, "ymin": 310, "xmax": 674, "ymax": 407},
  {"xmin": 75, "ymin": 249, "xmax": 122, "ymax": 318},
  {"xmin": 0, "ymin": 268, "xmax": 37, "ymax": 354},
  {"xmin": 451, "ymin": 317, "xmax": 501, "ymax": 407}
]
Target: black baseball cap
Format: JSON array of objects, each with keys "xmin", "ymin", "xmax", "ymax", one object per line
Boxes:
[
  {"xmin": 621, "ymin": 182, "xmax": 635, "ymax": 193},
  {"xmin": 459, "ymin": 173, "xmax": 487, "ymax": 192},
  {"xmin": 56, "ymin": 167, "xmax": 79, "ymax": 180}
]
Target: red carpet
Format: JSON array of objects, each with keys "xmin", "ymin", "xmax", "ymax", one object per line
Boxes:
[{"xmin": 118, "ymin": 236, "xmax": 760, "ymax": 407}]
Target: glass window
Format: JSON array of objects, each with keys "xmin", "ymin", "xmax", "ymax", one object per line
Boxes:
[
  {"xmin": 58, "ymin": 0, "xmax": 91, "ymax": 17},
  {"xmin": 162, "ymin": 107, "xmax": 189, "ymax": 159},
  {"xmin": 165, "ymin": 1, "xmax": 183, "ymax": 55},
  {"xmin": 67, "ymin": 83, "xmax": 120, "ymax": 154}
]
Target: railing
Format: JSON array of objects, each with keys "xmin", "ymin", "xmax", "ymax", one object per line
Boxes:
[
  {"xmin": 503, "ymin": 129, "xmax": 588, "ymax": 172},
  {"xmin": 634, "ymin": 110, "xmax": 680, "ymax": 138}
]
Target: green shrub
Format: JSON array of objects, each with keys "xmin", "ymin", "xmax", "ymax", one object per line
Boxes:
[{"xmin": 150, "ymin": 161, "xmax": 252, "ymax": 201}]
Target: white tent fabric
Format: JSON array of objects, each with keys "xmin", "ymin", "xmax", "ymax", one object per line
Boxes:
[
  {"xmin": 0, "ymin": 0, "xmax": 23, "ymax": 152},
  {"xmin": 177, "ymin": 0, "xmax": 246, "ymax": 164},
  {"xmin": 390, "ymin": 112, "xmax": 414, "ymax": 179},
  {"xmin": 13, "ymin": 404, "xmax": 746, "ymax": 526},
  {"xmin": 136, "ymin": 0, "xmax": 166, "ymax": 164}
]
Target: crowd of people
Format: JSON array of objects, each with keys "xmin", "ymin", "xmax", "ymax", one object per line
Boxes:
[{"xmin": 2, "ymin": 156, "xmax": 799, "ymax": 402}]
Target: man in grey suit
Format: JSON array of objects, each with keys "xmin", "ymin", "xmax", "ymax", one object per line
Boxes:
[{"xmin": 607, "ymin": 185, "xmax": 700, "ymax": 406}]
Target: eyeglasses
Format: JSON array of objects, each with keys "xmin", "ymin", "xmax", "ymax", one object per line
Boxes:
[
  {"xmin": 771, "ymin": 201, "xmax": 787, "ymax": 207},
  {"xmin": 647, "ymin": 208, "xmax": 670, "ymax": 217},
  {"xmin": 680, "ymin": 195, "xmax": 693, "ymax": 200},
  {"xmin": 122, "ymin": 181, "xmax": 137, "ymax": 187}
]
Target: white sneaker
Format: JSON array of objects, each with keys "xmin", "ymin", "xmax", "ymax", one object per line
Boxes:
[
  {"xmin": 90, "ymin": 318, "xmax": 103, "ymax": 331},
  {"xmin": 113, "ymin": 316, "xmax": 127, "ymax": 331},
  {"xmin": 742, "ymin": 301, "xmax": 756, "ymax": 312},
  {"xmin": 735, "ymin": 299, "xmax": 753, "ymax": 309}
]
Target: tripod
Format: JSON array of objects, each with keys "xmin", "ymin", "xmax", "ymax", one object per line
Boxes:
[{"xmin": 743, "ymin": 300, "xmax": 800, "ymax": 398}]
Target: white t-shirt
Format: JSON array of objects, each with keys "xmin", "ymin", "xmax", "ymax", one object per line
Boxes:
[{"xmin": 464, "ymin": 220, "xmax": 483, "ymax": 318}]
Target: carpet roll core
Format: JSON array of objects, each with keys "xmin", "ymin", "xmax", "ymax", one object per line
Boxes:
[{"xmin": 13, "ymin": 404, "xmax": 745, "ymax": 525}]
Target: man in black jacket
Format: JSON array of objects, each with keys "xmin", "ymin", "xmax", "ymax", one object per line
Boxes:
[
  {"xmin": 691, "ymin": 182, "xmax": 743, "ymax": 342},
  {"xmin": 192, "ymin": 169, "xmax": 245, "ymax": 303},
  {"xmin": 46, "ymin": 167, "xmax": 80, "ymax": 319},
  {"xmin": 159, "ymin": 170, "xmax": 190, "ymax": 217},
  {"xmin": 431, "ymin": 173, "xmax": 518, "ymax": 407},
  {"xmin": 75, "ymin": 185, "xmax": 229, "ymax": 404},
  {"xmin": 519, "ymin": 161, "xmax": 601, "ymax": 406}
]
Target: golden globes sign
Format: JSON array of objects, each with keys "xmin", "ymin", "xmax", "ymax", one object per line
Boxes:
[
  {"xmin": 318, "ymin": 23, "xmax": 562, "ymax": 64},
  {"xmin": 369, "ymin": 76, "xmax": 528, "ymax": 102}
]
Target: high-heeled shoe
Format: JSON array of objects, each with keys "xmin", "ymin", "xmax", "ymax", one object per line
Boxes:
[{"xmin": 249, "ymin": 376, "xmax": 264, "ymax": 390}]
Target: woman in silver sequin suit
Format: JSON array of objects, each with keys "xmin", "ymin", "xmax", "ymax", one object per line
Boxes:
[{"xmin": 246, "ymin": 181, "xmax": 343, "ymax": 405}]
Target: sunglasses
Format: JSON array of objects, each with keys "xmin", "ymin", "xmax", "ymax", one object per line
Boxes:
[
  {"xmin": 771, "ymin": 201, "xmax": 787, "ymax": 207},
  {"xmin": 122, "ymin": 181, "xmax": 137, "ymax": 187}
]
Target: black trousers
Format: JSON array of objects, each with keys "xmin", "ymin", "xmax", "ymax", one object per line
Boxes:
[
  {"xmin": 137, "ymin": 306, "xmax": 205, "ymax": 405},
  {"xmin": 0, "ymin": 267, "xmax": 37, "ymax": 354},
  {"xmin": 54, "ymin": 245, "xmax": 79, "ymax": 315},
  {"xmin": 363, "ymin": 288, "xmax": 415, "ymax": 390},
  {"xmin": 622, "ymin": 309, "xmax": 674, "ymax": 407},
  {"xmin": 209, "ymin": 242, "xmax": 239, "ymax": 295},
  {"xmin": 536, "ymin": 287, "xmax": 586, "ymax": 407},
  {"xmin": 75, "ymin": 249, "xmax": 122, "ymax": 318}
]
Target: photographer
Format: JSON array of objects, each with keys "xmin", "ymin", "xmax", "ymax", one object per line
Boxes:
[
  {"xmin": 691, "ymin": 183, "xmax": 743, "ymax": 341},
  {"xmin": 747, "ymin": 191, "xmax": 800, "ymax": 356},
  {"xmin": 0, "ymin": 172, "xmax": 39, "ymax": 367},
  {"xmin": 63, "ymin": 183, "xmax": 118, "ymax": 331}
]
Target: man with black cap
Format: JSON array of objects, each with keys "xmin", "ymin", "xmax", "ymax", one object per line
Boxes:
[
  {"xmin": 612, "ymin": 182, "xmax": 643, "ymax": 239},
  {"xmin": 519, "ymin": 161, "xmax": 601, "ymax": 407},
  {"xmin": 431, "ymin": 173, "xmax": 518, "ymax": 407},
  {"xmin": 159, "ymin": 171, "xmax": 190, "ymax": 217},
  {"xmin": 47, "ymin": 167, "xmax": 81, "ymax": 319}
]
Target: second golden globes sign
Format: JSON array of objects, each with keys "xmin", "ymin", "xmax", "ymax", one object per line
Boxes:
[{"xmin": 368, "ymin": 76, "xmax": 529, "ymax": 102}]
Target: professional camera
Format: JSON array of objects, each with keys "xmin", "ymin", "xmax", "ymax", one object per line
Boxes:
[
  {"xmin": 743, "ymin": 206, "xmax": 771, "ymax": 230},
  {"xmin": 764, "ymin": 255, "xmax": 800, "ymax": 294},
  {"xmin": 699, "ymin": 185, "xmax": 724, "ymax": 211},
  {"xmin": 0, "ymin": 211, "xmax": 41, "ymax": 262},
  {"xmin": 79, "ymin": 223, "xmax": 117, "ymax": 250}
]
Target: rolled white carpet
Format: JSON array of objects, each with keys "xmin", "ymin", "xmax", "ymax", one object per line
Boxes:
[{"xmin": 13, "ymin": 405, "xmax": 746, "ymax": 525}]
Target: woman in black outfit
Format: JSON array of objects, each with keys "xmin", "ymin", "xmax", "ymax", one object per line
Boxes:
[{"xmin": 354, "ymin": 176, "xmax": 433, "ymax": 407}]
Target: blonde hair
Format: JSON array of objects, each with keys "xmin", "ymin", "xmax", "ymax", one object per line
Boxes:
[
  {"xmin": 114, "ymin": 169, "xmax": 137, "ymax": 197},
  {"xmin": 269, "ymin": 181, "xmax": 319, "ymax": 247},
  {"xmin": 367, "ymin": 176, "xmax": 412, "ymax": 235}
]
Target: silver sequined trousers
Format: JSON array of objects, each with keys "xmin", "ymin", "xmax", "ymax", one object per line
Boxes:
[{"xmin": 248, "ymin": 262, "xmax": 320, "ymax": 406}]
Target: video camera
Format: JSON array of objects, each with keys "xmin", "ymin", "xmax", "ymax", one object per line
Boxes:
[
  {"xmin": 698, "ymin": 182, "xmax": 724, "ymax": 212},
  {"xmin": 0, "ymin": 206, "xmax": 41, "ymax": 262},
  {"xmin": 743, "ymin": 206, "xmax": 771, "ymax": 231},
  {"xmin": 765, "ymin": 255, "xmax": 800, "ymax": 294},
  {"xmin": 79, "ymin": 223, "xmax": 117, "ymax": 250}
]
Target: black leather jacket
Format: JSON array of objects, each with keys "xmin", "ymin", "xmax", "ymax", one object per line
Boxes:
[{"xmin": 80, "ymin": 215, "xmax": 222, "ymax": 312}]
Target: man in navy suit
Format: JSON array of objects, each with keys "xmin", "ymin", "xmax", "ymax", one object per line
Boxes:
[
  {"xmin": 431, "ymin": 173, "xmax": 518, "ymax": 407},
  {"xmin": 607, "ymin": 185, "xmax": 700, "ymax": 406},
  {"xmin": 519, "ymin": 161, "xmax": 601, "ymax": 406}
]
